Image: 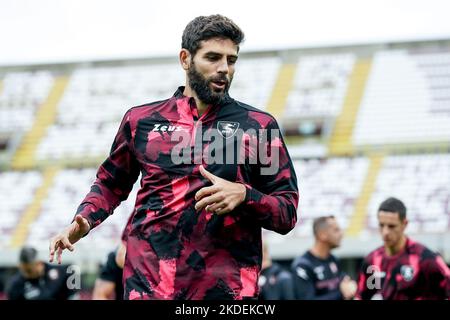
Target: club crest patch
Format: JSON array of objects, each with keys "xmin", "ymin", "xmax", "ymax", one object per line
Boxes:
[
  {"xmin": 217, "ymin": 121, "xmax": 240, "ymax": 138},
  {"xmin": 400, "ymin": 265, "xmax": 415, "ymax": 281}
]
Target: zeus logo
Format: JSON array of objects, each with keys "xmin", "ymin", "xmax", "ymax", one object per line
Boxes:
[{"xmin": 152, "ymin": 124, "xmax": 183, "ymax": 132}]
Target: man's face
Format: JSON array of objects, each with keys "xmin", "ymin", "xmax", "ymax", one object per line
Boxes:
[
  {"xmin": 187, "ymin": 38, "xmax": 238, "ymax": 105},
  {"xmin": 378, "ymin": 211, "xmax": 407, "ymax": 248},
  {"xmin": 324, "ymin": 218, "xmax": 343, "ymax": 249},
  {"xmin": 19, "ymin": 261, "xmax": 41, "ymax": 279},
  {"xmin": 318, "ymin": 218, "xmax": 343, "ymax": 249}
]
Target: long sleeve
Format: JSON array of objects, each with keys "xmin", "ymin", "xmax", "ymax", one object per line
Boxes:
[
  {"xmin": 75, "ymin": 110, "xmax": 140, "ymax": 230},
  {"xmin": 5, "ymin": 277, "xmax": 23, "ymax": 300},
  {"xmin": 241, "ymin": 118, "xmax": 299, "ymax": 235},
  {"xmin": 422, "ymin": 254, "xmax": 450, "ymax": 299}
]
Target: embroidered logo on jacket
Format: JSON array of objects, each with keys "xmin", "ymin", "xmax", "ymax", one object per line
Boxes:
[
  {"xmin": 152, "ymin": 123, "xmax": 184, "ymax": 132},
  {"xmin": 217, "ymin": 121, "xmax": 240, "ymax": 138},
  {"xmin": 400, "ymin": 265, "xmax": 415, "ymax": 281}
]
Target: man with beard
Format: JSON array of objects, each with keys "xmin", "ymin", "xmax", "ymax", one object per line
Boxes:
[
  {"xmin": 49, "ymin": 15, "xmax": 299, "ymax": 300},
  {"xmin": 291, "ymin": 216, "xmax": 357, "ymax": 300}
]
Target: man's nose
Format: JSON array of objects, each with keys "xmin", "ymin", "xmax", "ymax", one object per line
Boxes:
[{"xmin": 217, "ymin": 57, "xmax": 229, "ymax": 74}]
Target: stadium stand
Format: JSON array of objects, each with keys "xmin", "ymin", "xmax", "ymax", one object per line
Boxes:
[
  {"xmin": 36, "ymin": 64, "xmax": 183, "ymax": 161},
  {"xmin": 366, "ymin": 153, "xmax": 450, "ymax": 235},
  {"xmin": 293, "ymin": 157, "xmax": 369, "ymax": 237},
  {"xmin": 354, "ymin": 49, "xmax": 450, "ymax": 148},
  {"xmin": 33, "ymin": 57, "xmax": 281, "ymax": 162},
  {"xmin": 0, "ymin": 171, "xmax": 43, "ymax": 248},
  {"xmin": 230, "ymin": 57, "xmax": 281, "ymax": 110},
  {"xmin": 285, "ymin": 53, "xmax": 355, "ymax": 118},
  {"xmin": 26, "ymin": 168, "xmax": 139, "ymax": 249},
  {"xmin": 0, "ymin": 71, "xmax": 54, "ymax": 136},
  {"xmin": 1, "ymin": 40, "xmax": 450, "ymax": 268}
]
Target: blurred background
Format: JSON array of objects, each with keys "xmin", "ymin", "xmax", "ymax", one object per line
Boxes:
[{"xmin": 1, "ymin": 0, "xmax": 450, "ymax": 299}]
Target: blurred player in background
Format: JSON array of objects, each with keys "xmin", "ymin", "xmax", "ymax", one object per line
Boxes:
[
  {"xmin": 6, "ymin": 246, "xmax": 79, "ymax": 300},
  {"xmin": 49, "ymin": 14, "xmax": 299, "ymax": 300},
  {"xmin": 291, "ymin": 216, "xmax": 357, "ymax": 300},
  {"xmin": 92, "ymin": 240, "xmax": 126, "ymax": 300},
  {"xmin": 356, "ymin": 197, "xmax": 450, "ymax": 300},
  {"xmin": 92, "ymin": 217, "xmax": 131, "ymax": 300},
  {"xmin": 258, "ymin": 242, "xmax": 295, "ymax": 300}
]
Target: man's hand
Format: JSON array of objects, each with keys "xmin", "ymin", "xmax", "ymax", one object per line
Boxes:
[
  {"xmin": 339, "ymin": 275, "xmax": 357, "ymax": 300},
  {"xmin": 49, "ymin": 215, "xmax": 90, "ymax": 264},
  {"xmin": 194, "ymin": 165, "xmax": 246, "ymax": 215}
]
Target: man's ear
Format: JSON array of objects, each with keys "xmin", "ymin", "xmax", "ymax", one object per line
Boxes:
[
  {"xmin": 316, "ymin": 230, "xmax": 327, "ymax": 242},
  {"xmin": 402, "ymin": 218, "xmax": 408, "ymax": 230},
  {"xmin": 180, "ymin": 49, "xmax": 191, "ymax": 71}
]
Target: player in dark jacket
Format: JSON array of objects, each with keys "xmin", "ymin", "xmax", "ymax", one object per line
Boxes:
[
  {"xmin": 7, "ymin": 246, "xmax": 79, "ymax": 300},
  {"xmin": 92, "ymin": 216, "xmax": 131, "ymax": 300},
  {"xmin": 258, "ymin": 243, "xmax": 295, "ymax": 300},
  {"xmin": 92, "ymin": 241, "xmax": 126, "ymax": 300},
  {"xmin": 291, "ymin": 216, "xmax": 357, "ymax": 300}
]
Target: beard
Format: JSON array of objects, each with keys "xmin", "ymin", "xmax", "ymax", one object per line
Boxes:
[{"xmin": 187, "ymin": 61, "xmax": 232, "ymax": 105}]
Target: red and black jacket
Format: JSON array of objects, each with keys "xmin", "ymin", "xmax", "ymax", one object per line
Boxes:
[{"xmin": 76, "ymin": 87, "xmax": 299, "ymax": 300}]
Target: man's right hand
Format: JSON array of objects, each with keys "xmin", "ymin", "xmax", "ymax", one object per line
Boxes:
[
  {"xmin": 49, "ymin": 214, "xmax": 90, "ymax": 264},
  {"xmin": 339, "ymin": 275, "xmax": 357, "ymax": 300}
]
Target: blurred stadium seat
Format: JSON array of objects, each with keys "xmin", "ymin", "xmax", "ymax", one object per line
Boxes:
[
  {"xmin": 293, "ymin": 157, "xmax": 369, "ymax": 237},
  {"xmin": 366, "ymin": 154, "xmax": 450, "ymax": 234},
  {"xmin": 36, "ymin": 64, "xmax": 182, "ymax": 161},
  {"xmin": 0, "ymin": 171, "xmax": 43, "ymax": 248},
  {"xmin": 26, "ymin": 168, "xmax": 139, "ymax": 249},
  {"xmin": 354, "ymin": 49, "xmax": 450, "ymax": 147},
  {"xmin": 0, "ymin": 71, "xmax": 54, "ymax": 137},
  {"xmin": 285, "ymin": 53, "xmax": 355, "ymax": 118}
]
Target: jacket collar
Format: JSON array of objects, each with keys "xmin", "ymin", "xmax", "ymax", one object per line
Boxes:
[{"xmin": 173, "ymin": 86, "xmax": 234, "ymax": 107}]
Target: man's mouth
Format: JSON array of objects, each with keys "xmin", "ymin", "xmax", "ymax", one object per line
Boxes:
[{"xmin": 210, "ymin": 80, "xmax": 227, "ymax": 90}]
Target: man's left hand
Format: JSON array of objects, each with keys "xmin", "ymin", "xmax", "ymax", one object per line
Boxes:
[{"xmin": 194, "ymin": 165, "xmax": 246, "ymax": 215}]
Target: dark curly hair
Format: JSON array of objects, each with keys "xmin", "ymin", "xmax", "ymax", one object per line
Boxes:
[
  {"xmin": 182, "ymin": 14, "xmax": 245, "ymax": 56},
  {"xmin": 378, "ymin": 197, "xmax": 407, "ymax": 221}
]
